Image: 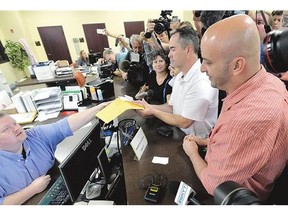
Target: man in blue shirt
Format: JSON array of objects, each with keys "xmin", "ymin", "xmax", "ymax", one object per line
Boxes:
[{"xmin": 0, "ymin": 102, "xmax": 109, "ymax": 205}]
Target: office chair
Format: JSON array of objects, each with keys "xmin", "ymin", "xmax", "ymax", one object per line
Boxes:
[{"xmin": 74, "ymin": 71, "xmax": 86, "ymax": 87}]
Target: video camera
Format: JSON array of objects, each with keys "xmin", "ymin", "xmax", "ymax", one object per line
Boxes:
[
  {"xmin": 151, "ymin": 10, "xmax": 173, "ymax": 35},
  {"xmin": 99, "ymin": 61, "xmax": 116, "ymax": 78},
  {"xmin": 120, "ymin": 60, "xmax": 148, "ymax": 87},
  {"xmin": 214, "ymin": 181, "xmax": 262, "ymax": 205},
  {"xmin": 263, "ymin": 29, "xmax": 288, "ymax": 73}
]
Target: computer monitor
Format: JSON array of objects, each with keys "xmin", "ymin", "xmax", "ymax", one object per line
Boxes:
[
  {"xmin": 88, "ymin": 52, "xmax": 101, "ymax": 65},
  {"xmin": 97, "ymin": 147, "xmax": 111, "ymax": 184},
  {"xmin": 58, "ymin": 120, "xmax": 104, "ymax": 202}
]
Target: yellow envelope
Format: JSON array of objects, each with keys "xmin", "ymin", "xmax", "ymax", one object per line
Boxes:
[{"xmin": 96, "ymin": 98, "xmax": 144, "ymax": 123}]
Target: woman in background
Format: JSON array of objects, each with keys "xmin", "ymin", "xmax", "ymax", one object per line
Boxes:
[
  {"xmin": 76, "ymin": 50, "xmax": 90, "ymax": 67},
  {"xmin": 136, "ymin": 50, "xmax": 172, "ymax": 104}
]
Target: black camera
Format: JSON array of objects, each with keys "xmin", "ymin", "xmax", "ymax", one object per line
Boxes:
[
  {"xmin": 126, "ymin": 62, "xmax": 147, "ymax": 87},
  {"xmin": 119, "ymin": 59, "xmax": 148, "ymax": 88},
  {"xmin": 263, "ymin": 29, "xmax": 288, "ymax": 73},
  {"xmin": 151, "ymin": 10, "xmax": 173, "ymax": 35},
  {"xmin": 99, "ymin": 62, "xmax": 116, "ymax": 78},
  {"xmin": 214, "ymin": 181, "xmax": 261, "ymax": 205}
]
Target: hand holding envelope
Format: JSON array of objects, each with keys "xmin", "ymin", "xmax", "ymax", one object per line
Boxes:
[{"xmin": 96, "ymin": 97, "xmax": 144, "ymax": 123}]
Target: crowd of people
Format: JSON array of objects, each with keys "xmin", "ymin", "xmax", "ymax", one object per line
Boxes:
[{"xmin": 1, "ymin": 10, "xmax": 288, "ymax": 205}]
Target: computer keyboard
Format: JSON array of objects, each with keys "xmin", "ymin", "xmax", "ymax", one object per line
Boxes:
[{"xmin": 38, "ymin": 176, "xmax": 71, "ymax": 205}]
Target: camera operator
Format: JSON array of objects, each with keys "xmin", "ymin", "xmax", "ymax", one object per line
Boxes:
[
  {"xmin": 119, "ymin": 34, "xmax": 150, "ymax": 88},
  {"xmin": 101, "ymin": 48, "xmax": 127, "ymax": 77},
  {"xmin": 145, "ymin": 19, "xmax": 170, "ymax": 53},
  {"xmin": 182, "ymin": 14, "xmax": 288, "ymax": 202}
]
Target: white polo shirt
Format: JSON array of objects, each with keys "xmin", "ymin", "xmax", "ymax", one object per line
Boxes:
[{"xmin": 169, "ymin": 59, "xmax": 219, "ymax": 137}]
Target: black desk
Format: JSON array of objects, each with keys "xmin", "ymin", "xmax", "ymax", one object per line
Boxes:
[
  {"xmin": 17, "ymin": 76, "xmax": 77, "ymax": 90},
  {"xmin": 23, "ymin": 76, "xmax": 213, "ymax": 205},
  {"xmin": 113, "ymin": 77, "xmax": 213, "ymax": 205}
]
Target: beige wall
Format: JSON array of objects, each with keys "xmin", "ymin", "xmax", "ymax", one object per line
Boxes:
[
  {"xmin": 0, "ymin": 10, "xmax": 194, "ymax": 84},
  {"xmin": 0, "ymin": 11, "xmax": 32, "ymax": 83}
]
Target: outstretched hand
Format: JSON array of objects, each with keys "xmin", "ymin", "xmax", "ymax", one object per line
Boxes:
[{"xmin": 133, "ymin": 98, "xmax": 154, "ymax": 117}]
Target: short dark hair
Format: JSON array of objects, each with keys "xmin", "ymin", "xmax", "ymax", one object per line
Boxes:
[
  {"xmin": 170, "ymin": 26, "xmax": 200, "ymax": 55},
  {"xmin": 272, "ymin": 10, "xmax": 283, "ymax": 16},
  {"xmin": 149, "ymin": 50, "xmax": 170, "ymax": 73},
  {"xmin": 150, "ymin": 50, "xmax": 169, "ymax": 65}
]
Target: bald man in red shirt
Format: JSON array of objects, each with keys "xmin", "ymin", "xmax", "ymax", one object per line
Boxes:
[{"xmin": 183, "ymin": 14, "xmax": 288, "ymax": 201}]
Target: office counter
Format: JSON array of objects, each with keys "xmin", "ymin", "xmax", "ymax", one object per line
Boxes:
[
  {"xmin": 113, "ymin": 77, "xmax": 213, "ymax": 205},
  {"xmin": 17, "ymin": 76, "xmax": 77, "ymax": 91},
  {"xmin": 23, "ymin": 76, "xmax": 213, "ymax": 205}
]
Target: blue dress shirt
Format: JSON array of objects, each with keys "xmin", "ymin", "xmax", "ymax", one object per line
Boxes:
[{"xmin": 0, "ymin": 118, "xmax": 72, "ymax": 204}]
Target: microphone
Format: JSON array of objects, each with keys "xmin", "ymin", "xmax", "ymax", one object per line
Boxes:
[
  {"xmin": 115, "ymin": 37, "xmax": 119, "ymax": 47},
  {"xmin": 135, "ymin": 90, "xmax": 153, "ymax": 100},
  {"xmin": 169, "ymin": 181, "xmax": 201, "ymax": 205},
  {"xmin": 119, "ymin": 60, "xmax": 130, "ymax": 72}
]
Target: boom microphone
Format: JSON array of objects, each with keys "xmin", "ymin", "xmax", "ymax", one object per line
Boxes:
[
  {"xmin": 169, "ymin": 181, "xmax": 201, "ymax": 205},
  {"xmin": 135, "ymin": 89, "xmax": 153, "ymax": 100}
]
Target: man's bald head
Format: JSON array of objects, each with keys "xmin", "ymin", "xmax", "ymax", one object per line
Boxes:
[
  {"xmin": 200, "ymin": 14, "xmax": 262, "ymax": 93},
  {"xmin": 202, "ymin": 14, "xmax": 260, "ymax": 68}
]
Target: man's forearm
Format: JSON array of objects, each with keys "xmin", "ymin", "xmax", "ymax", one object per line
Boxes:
[
  {"xmin": 188, "ymin": 145, "xmax": 208, "ymax": 179},
  {"xmin": 152, "ymin": 105, "xmax": 193, "ymax": 128},
  {"xmin": 3, "ymin": 186, "xmax": 37, "ymax": 205},
  {"xmin": 151, "ymin": 103, "xmax": 172, "ymax": 113},
  {"xmin": 67, "ymin": 104, "xmax": 105, "ymax": 132}
]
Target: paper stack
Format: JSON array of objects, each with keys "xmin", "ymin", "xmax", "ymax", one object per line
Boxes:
[{"xmin": 32, "ymin": 87, "xmax": 63, "ymax": 114}]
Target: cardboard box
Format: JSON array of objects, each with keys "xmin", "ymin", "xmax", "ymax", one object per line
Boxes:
[{"xmin": 33, "ymin": 61, "xmax": 56, "ymax": 80}]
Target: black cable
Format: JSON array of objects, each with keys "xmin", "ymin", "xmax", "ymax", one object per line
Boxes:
[
  {"xmin": 258, "ymin": 10, "xmax": 272, "ymax": 34},
  {"xmin": 138, "ymin": 173, "xmax": 167, "ymax": 190}
]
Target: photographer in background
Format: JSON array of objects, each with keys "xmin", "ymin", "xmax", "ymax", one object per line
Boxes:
[
  {"xmin": 120, "ymin": 34, "xmax": 150, "ymax": 88},
  {"xmin": 102, "ymin": 49, "xmax": 127, "ymax": 77},
  {"xmin": 145, "ymin": 19, "xmax": 170, "ymax": 53},
  {"xmin": 271, "ymin": 10, "xmax": 284, "ymax": 30}
]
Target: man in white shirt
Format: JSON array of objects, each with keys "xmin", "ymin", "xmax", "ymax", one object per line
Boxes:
[{"xmin": 136, "ymin": 27, "xmax": 218, "ymax": 138}]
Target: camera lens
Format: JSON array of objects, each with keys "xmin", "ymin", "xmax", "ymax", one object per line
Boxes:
[
  {"xmin": 214, "ymin": 181, "xmax": 261, "ymax": 205},
  {"xmin": 194, "ymin": 10, "xmax": 202, "ymax": 18},
  {"xmin": 154, "ymin": 22, "xmax": 166, "ymax": 35},
  {"xmin": 264, "ymin": 29, "xmax": 288, "ymax": 73}
]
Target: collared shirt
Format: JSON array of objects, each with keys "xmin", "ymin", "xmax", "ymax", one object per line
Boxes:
[
  {"xmin": 201, "ymin": 67, "xmax": 288, "ymax": 200},
  {"xmin": 169, "ymin": 59, "xmax": 219, "ymax": 137},
  {"xmin": 0, "ymin": 118, "xmax": 73, "ymax": 204}
]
